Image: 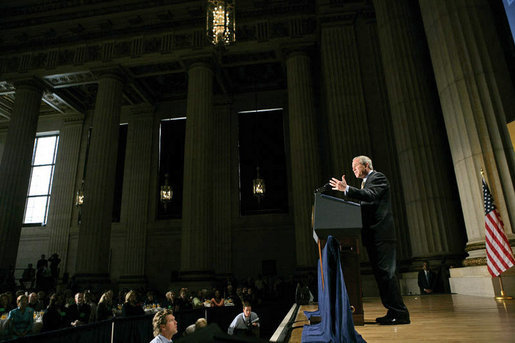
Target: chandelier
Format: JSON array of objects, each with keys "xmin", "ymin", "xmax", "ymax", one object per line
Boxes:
[{"xmin": 207, "ymin": 0, "xmax": 236, "ymax": 46}]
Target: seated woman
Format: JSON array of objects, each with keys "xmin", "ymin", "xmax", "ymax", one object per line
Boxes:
[
  {"xmin": 0, "ymin": 293, "xmax": 13, "ymax": 316},
  {"xmin": 42, "ymin": 294, "xmax": 65, "ymax": 332},
  {"xmin": 210, "ymin": 290, "xmax": 225, "ymax": 307},
  {"xmin": 7, "ymin": 294, "xmax": 34, "ymax": 338},
  {"xmin": 96, "ymin": 291, "xmax": 114, "ymax": 321},
  {"xmin": 121, "ymin": 290, "xmax": 144, "ymax": 317},
  {"xmin": 164, "ymin": 291, "xmax": 177, "ymax": 312}
]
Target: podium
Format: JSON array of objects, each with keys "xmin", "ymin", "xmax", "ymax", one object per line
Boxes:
[{"xmin": 312, "ymin": 192, "xmax": 364, "ymax": 325}]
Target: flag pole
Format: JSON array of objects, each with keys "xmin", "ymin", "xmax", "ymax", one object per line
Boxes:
[{"xmin": 495, "ymin": 275, "xmax": 513, "ymax": 300}]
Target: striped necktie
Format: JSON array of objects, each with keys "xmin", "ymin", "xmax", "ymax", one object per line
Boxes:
[{"xmin": 361, "ymin": 180, "xmax": 365, "ymax": 189}]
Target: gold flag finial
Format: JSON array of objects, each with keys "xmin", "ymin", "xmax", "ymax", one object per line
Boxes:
[{"xmin": 480, "ymin": 168, "xmax": 484, "ymax": 178}]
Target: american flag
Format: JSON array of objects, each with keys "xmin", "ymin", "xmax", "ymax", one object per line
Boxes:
[{"xmin": 483, "ymin": 178, "xmax": 515, "ymax": 277}]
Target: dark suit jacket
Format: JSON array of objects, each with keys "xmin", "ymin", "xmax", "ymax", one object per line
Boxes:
[
  {"xmin": 418, "ymin": 270, "xmax": 436, "ymax": 292},
  {"xmin": 346, "ymin": 170, "xmax": 396, "ymax": 244}
]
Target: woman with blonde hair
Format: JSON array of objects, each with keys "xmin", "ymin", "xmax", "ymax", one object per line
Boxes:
[{"xmin": 121, "ymin": 290, "xmax": 144, "ymax": 317}]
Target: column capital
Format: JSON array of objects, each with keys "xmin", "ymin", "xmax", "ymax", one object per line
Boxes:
[
  {"xmin": 12, "ymin": 76, "xmax": 47, "ymax": 93},
  {"xmin": 91, "ymin": 67, "xmax": 126, "ymax": 83},
  {"xmin": 283, "ymin": 44, "xmax": 316, "ymax": 61}
]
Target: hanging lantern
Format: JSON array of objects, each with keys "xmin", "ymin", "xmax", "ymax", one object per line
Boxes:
[
  {"xmin": 253, "ymin": 166, "xmax": 265, "ymax": 203},
  {"xmin": 207, "ymin": 0, "xmax": 236, "ymax": 46},
  {"xmin": 160, "ymin": 173, "xmax": 173, "ymax": 210},
  {"xmin": 75, "ymin": 180, "xmax": 84, "ymax": 207}
]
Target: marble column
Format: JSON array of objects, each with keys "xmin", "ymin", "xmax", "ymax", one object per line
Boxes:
[
  {"xmin": 46, "ymin": 116, "xmax": 84, "ymax": 275},
  {"xmin": 373, "ymin": 0, "xmax": 466, "ymax": 262},
  {"xmin": 355, "ymin": 14, "xmax": 411, "ymax": 263},
  {"xmin": 286, "ymin": 50, "xmax": 322, "ymax": 270},
  {"xmin": 119, "ymin": 104, "xmax": 155, "ymax": 287},
  {"xmin": 321, "ymin": 22, "xmax": 372, "ymax": 178},
  {"xmin": 0, "ymin": 79, "xmax": 44, "ymax": 270},
  {"xmin": 180, "ymin": 62, "xmax": 214, "ymax": 280},
  {"xmin": 212, "ymin": 103, "xmax": 232, "ymax": 277},
  {"xmin": 75, "ymin": 72, "xmax": 124, "ymax": 283},
  {"xmin": 419, "ymin": 0, "xmax": 515, "ymax": 262}
]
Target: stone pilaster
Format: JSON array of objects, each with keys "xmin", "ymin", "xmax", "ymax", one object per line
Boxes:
[
  {"xmin": 75, "ymin": 72, "xmax": 124, "ymax": 284},
  {"xmin": 419, "ymin": 0, "xmax": 515, "ymax": 261},
  {"xmin": 46, "ymin": 115, "xmax": 84, "ymax": 275},
  {"xmin": 180, "ymin": 62, "xmax": 214, "ymax": 280},
  {"xmin": 0, "ymin": 79, "xmax": 43, "ymax": 269},
  {"xmin": 286, "ymin": 50, "xmax": 322, "ymax": 269},
  {"xmin": 321, "ymin": 22, "xmax": 372, "ymax": 176},
  {"xmin": 212, "ymin": 103, "xmax": 232, "ymax": 277},
  {"xmin": 119, "ymin": 104, "xmax": 155, "ymax": 288},
  {"xmin": 373, "ymin": 0, "xmax": 466, "ymax": 262}
]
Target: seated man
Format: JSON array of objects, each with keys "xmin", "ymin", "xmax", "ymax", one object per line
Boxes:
[
  {"xmin": 227, "ymin": 302, "xmax": 259, "ymax": 337},
  {"xmin": 150, "ymin": 309, "xmax": 178, "ymax": 343},
  {"xmin": 66, "ymin": 292, "xmax": 91, "ymax": 327},
  {"xmin": 418, "ymin": 261, "xmax": 436, "ymax": 295}
]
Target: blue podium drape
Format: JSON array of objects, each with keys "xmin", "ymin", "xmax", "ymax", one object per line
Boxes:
[{"xmin": 301, "ymin": 235, "xmax": 365, "ymax": 343}]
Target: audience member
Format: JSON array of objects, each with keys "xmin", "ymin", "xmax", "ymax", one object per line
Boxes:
[
  {"xmin": 176, "ymin": 289, "xmax": 192, "ymax": 311},
  {"xmin": 42, "ymin": 294, "xmax": 65, "ymax": 332},
  {"xmin": 7, "ymin": 294, "xmax": 34, "ymax": 338},
  {"xmin": 164, "ymin": 291, "xmax": 177, "ymax": 312},
  {"xmin": 210, "ymin": 290, "xmax": 224, "ymax": 307},
  {"xmin": 48, "ymin": 253, "xmax": 61, "ymax": 279},
  {"xmin": 20, "ymin": 264, "xmax": 36, "ymax": 290},
  {"xmin": 191, "ymin": 290, "xmax": 204, "ymax": 309},
  {"xmin": 144, "ymin": 291, "xmax": 158, "ymax": 307},
  {"xmin": 66, "ymin": 292, "xmax": 91, "ymax": 327},
  {"xmin": 227, "ymin": 302, "xmax": 259, "ymax": 336},
  {"xmin": 150, "ymin": 309, "xmax": 178, "ymax": 343},
  {"xmin": 0, "ymin": 293, "xmax": 13, "ymax": 316},
  {"xmin": 418, "ymin": 261, "xmax": 436, "ymax": 295},
  {"xmin": 97, "ymin": 290, "xmax": 114, "ymax": 321},
  {"xmin": 28, "ymin": 292, "xmax": 42, "ymax": 311},
  {"xmin": 122, "ymin": 290, "xmax": 144, "ymax": 317},
  {"xmin": 184, "ymin": 317, "xmax": 207, "ymax": 336},
  {"xmin": 84, "ymin": 290, "xmax": 97, "ymax": 322}
]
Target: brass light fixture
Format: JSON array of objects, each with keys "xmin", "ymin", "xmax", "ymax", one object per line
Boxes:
[
  {"xmin": 75, "ymin": 180, "xmax": 84, "ymax": 207},
  {"xmin": 253, "ymin": 166, "xmax": 265, "ymax": 204},
  {"xmin": 207, "ymin": 0, "xmax": 236, "ymax": 46},
  {"xmin": 160, "ymin": 173, "xmax": 173, "ymax": 210}
]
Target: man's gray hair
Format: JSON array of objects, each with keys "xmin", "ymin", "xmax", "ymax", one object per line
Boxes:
[{"xmin": 353, "ymin": 155, "xmax": 373, "ymax": 170}]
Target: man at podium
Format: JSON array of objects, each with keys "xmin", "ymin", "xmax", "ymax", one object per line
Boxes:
[{"xmin": 329, "ymin": 155, "xmax": 410, "ymax": 325}]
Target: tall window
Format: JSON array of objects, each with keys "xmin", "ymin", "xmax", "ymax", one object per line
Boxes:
[
  {"xmin": 238, "ymin": 108, "xmax": 289, "ymax": 215},
  {"xmin": 23, "ymin": 134, "xmax": 59, "ymax": 226},
  {"xmin": 158, "ymin": 117, "xmax": 186, "ymax": 219}
]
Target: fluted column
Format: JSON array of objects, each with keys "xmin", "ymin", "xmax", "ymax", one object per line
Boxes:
[
  {"xmin": 321, "ymin": 23, "xmax": 372, "ymax": 177},
  {"xmin": 212, "ymin": 103, "xmax": 232, "ymax": 277},
  {"xmin": 373, "ymin": 0, "xmax": 466, "ymax": 262},
  {"xmin": 119, "ymin": 104, "xmax": 155, "ymax": 287},
  {"xmin": 46, "ymin": 116, "xmax": 84, "ymax": 275},
  {"xmin": 286, "ymin": 50, "xmax": 322, "ymax": 269},
  {"xmin": 419, "ymin": 0, "xmax": 515, "ymax": 261},
  {"xmin": 180, "ymin": 62, "xmax": 214, "ymax": 280},
  {"xmin": 75, "ymin": 72, "xmax": 124, "ymax": 282},
  {"xmin": 355, "ymin": 15, "xmax": 411, "ymax": 263},
  {"xmin": 0, "ymin": 79, "xmax": 43, "ymax": 269}
]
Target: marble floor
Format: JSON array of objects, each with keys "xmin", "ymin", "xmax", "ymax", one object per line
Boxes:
[{"xmin": 288, "ymin": 294, "xmax": 515, "ymax": 342}]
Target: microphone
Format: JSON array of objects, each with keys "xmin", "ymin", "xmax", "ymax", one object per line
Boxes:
[{"xmin": 315, "ymin": 182, "xmax": 330, "ymax": 193}]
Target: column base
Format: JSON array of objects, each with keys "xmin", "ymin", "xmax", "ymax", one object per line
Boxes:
[
  {"xmin": 174, "ymin": 270, "xmax": 216, "ymax": 291},
  {"xmin": 449, "ymin": 266, "xmax": 515, "ymax": 297},
  {"xmin": 73, "ymin": 273, "xmax": 113, "ymax": 292},
  {"xmin": 118, "ymin": 275, "xmax": 147, "ymax": 290}
]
